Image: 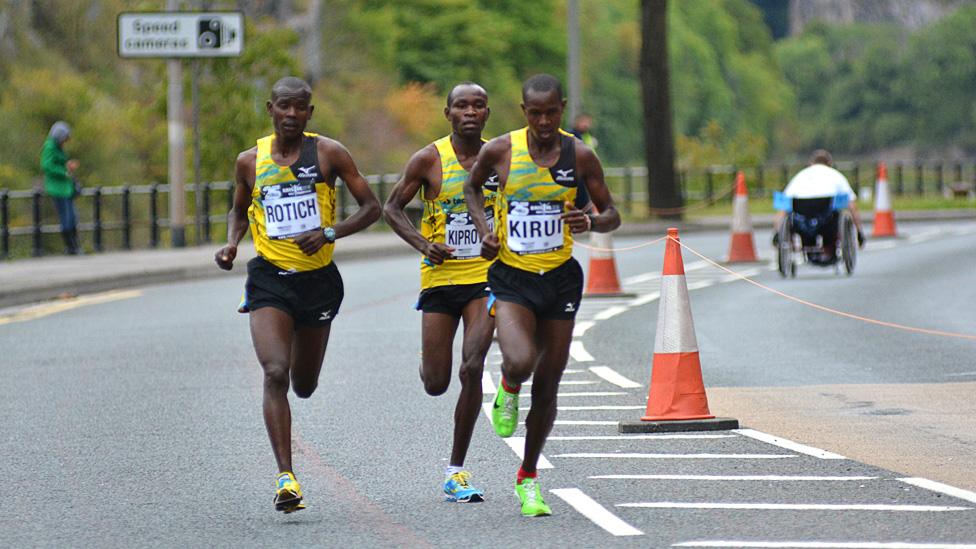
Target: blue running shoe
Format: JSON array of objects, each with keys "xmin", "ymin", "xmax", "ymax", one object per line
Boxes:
[{"xmin": 443, "ymin": 471, "xmax": 485, "ymax": 503}]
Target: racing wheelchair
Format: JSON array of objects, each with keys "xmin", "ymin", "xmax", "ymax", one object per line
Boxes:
[{"xmin": 774, "ymin": 192, "xmax": 857, "ymax": 278}]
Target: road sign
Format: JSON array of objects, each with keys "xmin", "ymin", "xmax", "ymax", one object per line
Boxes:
[{"xmin": 118, "ymin": 12, "xmax": 244, "ymax": 58}]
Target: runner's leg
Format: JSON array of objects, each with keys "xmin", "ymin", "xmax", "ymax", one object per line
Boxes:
[
  {"xmin": 250, "ymin": 306, "xmax": 296, "ymax": 473},
  {"xmin": 290, "ymin": 323, "xmax": 331, "ymax": 398},
  {"xmin": 521, "ymin": 318, "xmax": 573, "ymax": 473},
  {"xmin": 420, "ymin": 312, "xmax": 461, "ymax": 396},
  {"xmin": 493, "ymin": 300, "xmax": 538, "ymax": 386},
  {"xmin": 451, "ymin": 297, "xmax": 493, "ymax": 466}
]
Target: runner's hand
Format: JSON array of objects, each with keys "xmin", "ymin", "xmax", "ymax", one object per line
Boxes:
[
  {"xmin": 424, "ymin": 242, "xmax": 455, "ymax": 265},
  {"xmin": 294, "ymin": 229, "xmax": 327, "ymax": 256},
  {"xmin": 215, "ymin": 245, "xmax": 237, "ymax": 270},
  {"xmin": 480, "ymin": 233, "xmax": 500, "ymax": 260},
  {"xmin": 562, "ymin": 201, "xmax": 589, "ymax": 234}
]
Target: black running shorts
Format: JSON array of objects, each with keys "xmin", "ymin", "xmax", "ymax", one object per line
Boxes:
[
  {"xmin": 245, "ymin": 256, "xmax": 344, "ymax": 327},
  {"xmin": 415, "ymin": 282, "xmax": 490, "ymax": 318},
  {"xmin": 487, "ymin": 258, "xmax": 583, "ymax": 320}
]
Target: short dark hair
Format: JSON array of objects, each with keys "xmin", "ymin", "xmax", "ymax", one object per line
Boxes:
[
  {"xmin": 271, "ymin": 76, "xmax": 312, "ymax": 101},
  {"xmin": 446, "ymin": 82, "xmax": 487, "ymax": 108},
  {"xmin": 522, "ymin": 74, "xmax": 563, "ymax": 102},
  {"xmin": 809, "ymin": 149, "xmax": 833, "ymax": 167}
]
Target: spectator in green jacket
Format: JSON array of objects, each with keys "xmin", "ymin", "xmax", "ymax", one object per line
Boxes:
[{"xmin": 40, "ymin": 121, "xmax": 82, "ymax": 254}]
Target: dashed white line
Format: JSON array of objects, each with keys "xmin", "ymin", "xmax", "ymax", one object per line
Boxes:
[
  {"xmin": 591, "ymin": 474, "xmax": 878, "ymax": 481},
  {"xmin": 553, "ymin": 453, "xmax": 795, "ymax": 460},
  {"xmin": 589, "ymin": 366, "xmax": 643, "ymax": 388},
  {"xmin": 898, "ymin": 478, "xmax": 976, "ymax": 504},
  {"xmin": 594, "ymin": 305, "xmax": 629, "ymax": 320},
  {"xmin": 674, "ymin": 541, "xmax": 976, "ymax": 548},
  {"xmin": 628, "ymin": 291, "xmax": 660, "ymax": 307},
  {"xmin": 569, "ymin": 341, "xmax": 595, "ymax": 362},
  {"xmin": 619, "ymin": 502, "xmax": 970, "ymax": 512},
  {"xmin": 503, "ymin": 437, "xmax": 552, "ymax": 469},
  {"xmin": 555, "ymin": 405, "xmax": 645, "ymax": 411},
  {"xmin": 481, "ymin": 371, "xmax": 497, "ymax": 395},
  {"xmin": 573, "ymin": 321, "xmax": 595, "ymax": 337},
  {"xmin": 734, "ymin": 429, "xmax": 846, "ymax": 460},
  {"xmin": 550, "ymin": 488, "xmax": 644, "ymax": 537},
  {"xmin": 549, "ymin": 434, "xmax": 734, "ymax": 441}
]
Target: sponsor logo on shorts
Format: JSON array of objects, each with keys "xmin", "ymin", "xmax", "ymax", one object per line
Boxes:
[
  {"xmin": 319, "ymin": 310, "xmax": 333, "ymax": 321},
  {"xmin": 564, "ymin": 302, "xmax": 576, "ymax": 313}
]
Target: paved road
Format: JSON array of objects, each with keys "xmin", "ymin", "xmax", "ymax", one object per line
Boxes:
[{"xmin": 2, "ymin": 221, "xmax": 975, "ymax": 547}]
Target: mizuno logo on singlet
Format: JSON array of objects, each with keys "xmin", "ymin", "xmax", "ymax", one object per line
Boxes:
[
  {"xmin": 296, "ymin": 166, "xmax": 319, "ymax": 179},
  {"xmin": 554, "ymin": 168, "xmax": 574, "ymax": 182}
]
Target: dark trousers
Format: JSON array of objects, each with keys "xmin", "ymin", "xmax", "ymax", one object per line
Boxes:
[{"xmin": 51, "ymin": 196, "xmax": 81, "ymax": 254}]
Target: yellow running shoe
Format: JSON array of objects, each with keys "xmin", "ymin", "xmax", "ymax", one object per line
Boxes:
[{"xmin": 274, "ymin": 471, "xmax": 306, "ymax": 513}]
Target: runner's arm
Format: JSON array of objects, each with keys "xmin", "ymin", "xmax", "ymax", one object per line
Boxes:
[
  {"xmin": 328, "ymin": 141, "xmax": 381, "ymax": 239},
  {"xmin": 383, "ymin": 147, "xmax": 454, "ymax": 264},
  {"xmin": 215, "ymin": 150, "xmax": 255, "ymax": 270},
  {"xmin": 464, "ymin": 139, "xmax": 506, "ymax": 259},
  {"xmin": 570, "ymin": 145, "xmax": 620, "ymax": 233}
]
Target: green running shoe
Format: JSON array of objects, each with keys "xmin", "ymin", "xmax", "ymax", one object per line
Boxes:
[
  {"xmin": 515, "ymin": 478, "xmax": 551, "ymax": 517},
  {"xmin": 491, "ymin": 386, "xmax": 519, "ymax": 438}
]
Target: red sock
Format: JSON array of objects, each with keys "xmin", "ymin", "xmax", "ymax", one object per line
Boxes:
[
  {"xmin": 501, "ymin": 377, "xmax": 521, "ymax": 394},
  {"xmin": 517, "ymin": 466, "xmax": 537, "ymax": 484}
]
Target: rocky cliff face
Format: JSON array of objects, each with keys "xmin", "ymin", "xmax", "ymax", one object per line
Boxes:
[{"xmin": 789, "ymin": 0, "xmax": 969, "ymax": 33}]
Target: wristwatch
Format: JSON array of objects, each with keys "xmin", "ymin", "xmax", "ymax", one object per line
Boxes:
[
  {"xmin": 322, "ymin": 226, "xmax": 336, "ymax": 243},
  {"xmin": 585, "ymin": 212, "xmax": 597, "ymax": 231}
]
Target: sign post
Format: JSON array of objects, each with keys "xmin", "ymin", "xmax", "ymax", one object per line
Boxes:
[{"xmin": 118, "ymin": 11, "xmax": 243, "ymax": 247}]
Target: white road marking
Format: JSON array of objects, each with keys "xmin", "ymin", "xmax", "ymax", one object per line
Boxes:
[
  {"xmin": 481, "ymin": 371, "xmax": 496, "ymax": 395},
  {"xmin": 562, "ymin": 368, "xmax": 584, "ymax": 374},
  {"xmin": 945, "ymin": 371, "xmax": 976, "ymax": 378},
  {"xmin": 481, "ymin": 402, "xmax": 494, "ymax": 425},
  {"xmin": 594, "ymin": 305, "xmax": 629, "ymax": 320},
  {"xmin": 521, "ymin": 380, "xmax": 598, "ymax": 387},
  {"xmin": 553, "ymin": 391, "xmax": 628, "ymax": 397},
  {"xmin": 872, "ymin": 241, "xmax": 899, "ymax": 250},
  {"xmin": 734, "ymin": 428, "xmax": 846, "ymax": 460},
  {"xmin": 503, "ymin": 437, "xmax": 552, "ymax": 469},
  {"xmin": 674, "ymin": 541, "xmax": 976, "ymax": 548},
  {"xmin": 623, "ymin": 272, "xmax": 660, "ymax": 284},
  {"xmin": 544, "ymin": 420, "xmax": 619, "ymax": 426},
  {"xmin": 619, "ymin": 502, "xmax": 970, "ymax": 512},
  {"xmin": 549, "ymin": 434, "xmax": 734, "ymax": 441},
  {"xmin": 573, "ymin": 321, "xmax": 595, "ymax": 337},
  {"xmin": 569, "ymin": 341, "xmax": 595, "ymax": 362},
  {"xmin": 629, "ymin": 291, "xmax": 660, "ymax": 307},
  {"xmin": 589, "ymin": 366, "xmax": 643, "ymax": 388},
  {"xmin": 550, "ymin": 488, "xmax": 644, "ymax": 537},
  {"xmin": 687, "ymin": 280, "xmax": 715, "ymax": 290},
  {"xmin": 555, "ymin": 405, "xmax": 645, "ymax": 411},
  {"xmin": 592, "ymin": 474, "xmax": 877, "ymax": 481},
  {"xmin": 898, "ymin": 477, "xmax": 976, "ymax": 504},
  {"xmin": 553, "ymin": 453, "xmax": 795, "ymax": 460}
]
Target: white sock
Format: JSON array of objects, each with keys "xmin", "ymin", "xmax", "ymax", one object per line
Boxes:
[{"xmin": 445, "ymin": 465, "xmax": 463, "ymax": 478}]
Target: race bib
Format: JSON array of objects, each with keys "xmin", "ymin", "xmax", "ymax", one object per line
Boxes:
[
  {"xmin": 445, "ymin": 208, "xmax": 494, "ymax": 260},
  {"xmin": 507, "ymin": 200, "xmax": 564, "ymax": 255},
  {"xmin": 261, "ymin": 181, "xmax": 321, "ymax": 239}
]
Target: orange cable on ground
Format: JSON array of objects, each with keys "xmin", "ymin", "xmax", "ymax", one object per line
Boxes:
[{"xmin": 671, "ymin": 237, "xmax": 976, "ymax": 341}]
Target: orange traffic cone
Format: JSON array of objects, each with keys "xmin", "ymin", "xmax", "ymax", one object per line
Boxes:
[
  {"xmin": 726, "ymin": 171, "xmax": 759, "ymax": 263},
  {"xmin": 619, "ymin": 228, "xmax": 738, "ymax": 433},
  {"xmin": 872, "ymin": 162, "xmax": 897, "ymax": 238},
  {"xmin": 584, "ymin": 227, "xmax": 634, "ymax": 298}
]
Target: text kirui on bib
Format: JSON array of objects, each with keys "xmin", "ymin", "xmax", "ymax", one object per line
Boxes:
[
  {"xmin": 262, "ymin": 181, "xmax": 321, "ymax": 239},
  {"xmin": 446, "ymin": 208, "xmax": 494, "ymax": 259},
  {"xmin": 507, "ymin": 200, "xmax": 563, "ymax": 255}
]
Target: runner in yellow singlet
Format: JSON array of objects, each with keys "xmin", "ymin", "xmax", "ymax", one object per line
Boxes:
[
  {"xmin": 214, "ymin": 77, "xmax": 380, "ymax": 513},
  {"xmin": 383, "ymin": 83, "xmax": 495, "ymax": 502},
  {"xmin": 463, "ymin": 74, "xmax": 620, "ymax": 517}
]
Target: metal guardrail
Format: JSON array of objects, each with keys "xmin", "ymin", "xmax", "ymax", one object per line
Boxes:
[{"xmin": 1, "ymin": 161, "xmax": 972, "ymax": 259}]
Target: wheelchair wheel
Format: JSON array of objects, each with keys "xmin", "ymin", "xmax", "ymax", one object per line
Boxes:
[
  {"xmin": 777, "ymin": 217, "xmax": 794, "ymax": 278},
  {"xmin": 839, "ymin": 210, "xmax": 856, "ymax": 275}
]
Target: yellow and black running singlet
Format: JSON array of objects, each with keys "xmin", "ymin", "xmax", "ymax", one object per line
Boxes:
[
  {"xmin": 419, "ymin": 135, "xmax": 498, "ymax": 289},
  {"xmin": 248, "ymin": 133, "xmax": 336, "ymax": 272},
  {"xmin": 497, "ymin": 127, "xmax": 582, "ymax": 274}
]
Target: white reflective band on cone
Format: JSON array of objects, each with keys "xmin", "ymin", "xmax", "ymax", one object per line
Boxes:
[
  {"xmin": 731, "ymin": 195, "xmax": 752, "ymax": 233},
  {"xmin": 875, "ymin": 178, "xmax": 892, "ymax": 211},
  {"xmin": 653, "ymin": 274, "xmax": 699, "ymax": 354}
]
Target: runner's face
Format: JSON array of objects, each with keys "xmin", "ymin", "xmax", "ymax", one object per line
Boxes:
[
  {"xmin": 268, "ymin": 92, "xmax": 313, "ymax": 139},
  {"xmin": 522, "ymin": 89, "xmax": 565, "ymax": 143},
  {"xmin": 446, "ymin": 86, "xmax": 489, "ymax": 139}
]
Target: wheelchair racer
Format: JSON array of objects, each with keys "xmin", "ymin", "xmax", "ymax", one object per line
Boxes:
[{"xmin": 774, "ymin": 149, "xmax": 866, "ymax": 265}]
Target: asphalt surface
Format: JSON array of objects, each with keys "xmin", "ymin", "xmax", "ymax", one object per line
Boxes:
[{"xmin": 2, "ymin": 219, "xmax": 976, "ymax": 547}]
